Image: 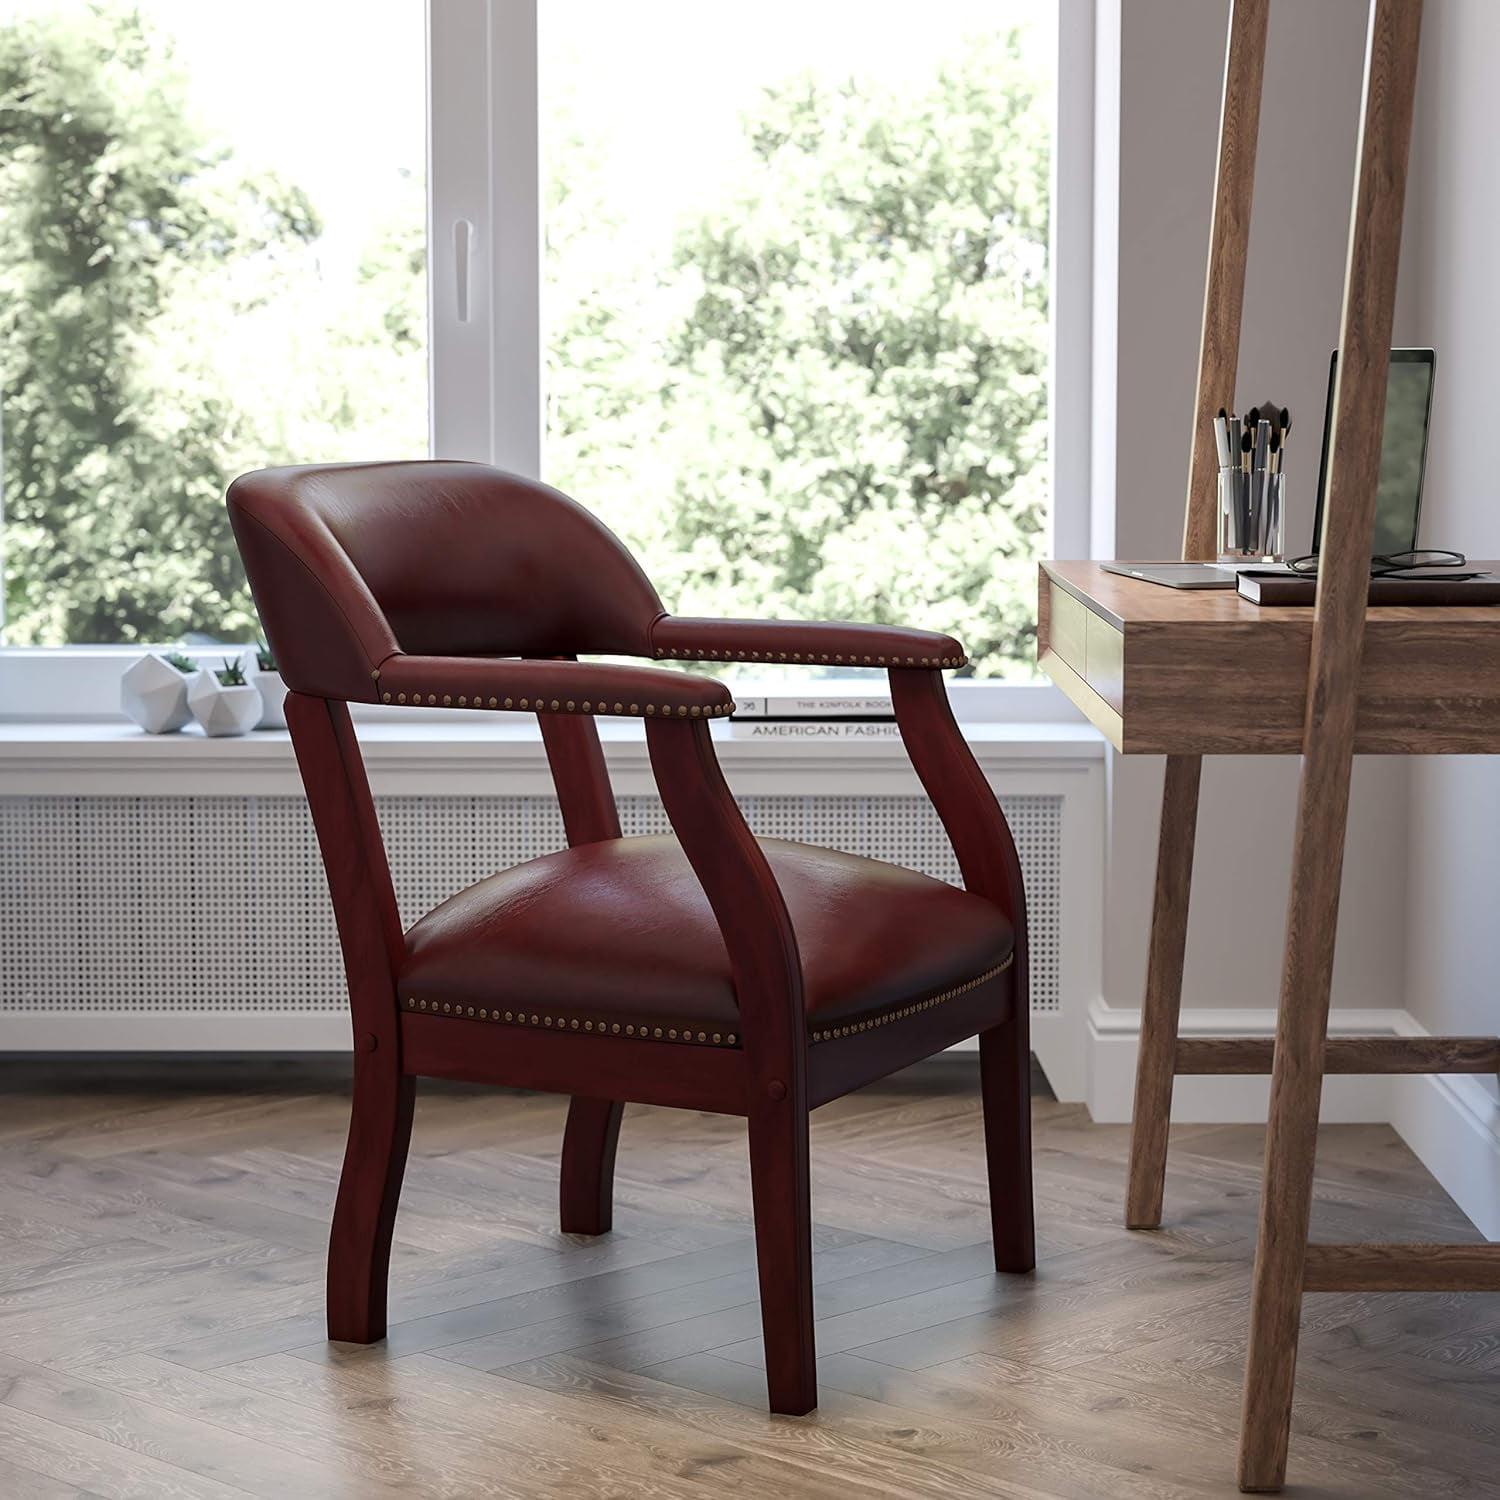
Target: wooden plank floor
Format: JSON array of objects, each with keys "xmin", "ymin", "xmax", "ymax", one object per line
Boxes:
[{"xmin": 0, "ymin": 1057, "xmax": 1494, "ymax": 1498}]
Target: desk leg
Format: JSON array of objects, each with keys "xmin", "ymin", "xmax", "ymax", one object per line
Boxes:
[
  {"xmin": 1125, "ymin": 754, "xmax": 1202, "ymax": 1229},
  {"xmin": 1237, "ymin": 744, "xmax": 1354, "ymax": 1491}
]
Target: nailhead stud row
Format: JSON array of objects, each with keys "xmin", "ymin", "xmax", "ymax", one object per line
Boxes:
[
  {"xmin": 403, "ymin": 950, "xmax": 1011, "ymax": 1050},
  {"xmin": 655, "ymin": 646, "xmax": 967, "ymax": 669},
  {"xmin": 404, "ymin": 996, "xmax": 737, "ymax": 1046},
  {"xmin": 809, "ymin": 953, "xmax": 1015, "ymax": 1043},
  {"xmin": 380, "ymin": 690, "xmax": 734, "ymax": 718}
]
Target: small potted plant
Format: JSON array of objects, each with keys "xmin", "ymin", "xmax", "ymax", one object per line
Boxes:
[
  {"xmin": 188, "ymin": 657, "xmax": 263, "ymax": 738},
  {"xmin": 248, "ymin": 641, "xmax": 287, "ymax": 729},
  {"xmin": 120, "ymin": 650, "xmax": 199, "ymax": 733}
]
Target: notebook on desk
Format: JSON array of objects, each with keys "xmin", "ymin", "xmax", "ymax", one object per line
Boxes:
[{"xmin": 1237, "ymin": 569, "xmax": 1500, "ymax": 606}]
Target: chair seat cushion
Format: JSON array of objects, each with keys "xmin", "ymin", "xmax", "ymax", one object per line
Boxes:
[{"xmin": 398, "ymin": 835, "xmax": 1013, "ymax": 1048}]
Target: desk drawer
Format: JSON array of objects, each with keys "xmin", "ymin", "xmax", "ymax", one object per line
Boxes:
[
  {"xmin": 1047, "ymin": 580, "xmax": 1089, "ymax": 669},
  {"xmin": 1085, "ymin": 610, "xmax": 1124, "ymax": 711},
  {"xmin": 1046, "ymin": 578, "xmax": 1123, "ymax": 713}
]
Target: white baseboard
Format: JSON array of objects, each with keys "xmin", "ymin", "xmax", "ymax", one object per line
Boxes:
[
  {"xmin": 1088, "ymin": 997, "xmax": 1500, "ymax": 1242},
  {"xmin": 0, "ymin": 1012, "xmax": 352, "ymax": 1052},
  {"xmin": 1086, "ymin": 997, "xmax": 1401, "ymax": 1124},
  {"xmin": 1388, "ymin": 1012, "xmax": 1500, "ymax": 1242}
]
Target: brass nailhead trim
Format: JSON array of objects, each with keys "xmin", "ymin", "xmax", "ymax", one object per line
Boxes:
[
  {"xmin": 388, "ymin": 687, "xmax": 735, "ymax": 719},
  {"xmin": 655, "ymin": 646, "xmax": 968, "ymax": 669},
  {"xmin": 810, "ymin": 953, "xmax": 1015, "ymax": 1043},
  {"xmin": 403, "ymin": 994, "xmax": 739, "ymax": 1048},
  {"xmin": 400, "ymin": 956, "xmax": 1010, "ymax": 1049}
]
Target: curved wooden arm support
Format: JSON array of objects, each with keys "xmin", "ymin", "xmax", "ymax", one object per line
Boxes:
[
  {"xmin": 644, "ymin": 716, "xmax": 804, "ymax": 1078},
  {"xmin": 888, "ymin": 670, "xmax": 1026, "ymax": 939},
  {"xmin": 650, "ymin": 614, "xmax": 967, "ymax": 670},
  {"xmin": 375, "ymin": 654, "xmax": 733, "ymax": 718},
  {"xmin": 889, "ymin": 668, "xmax": 1034, "ymax": 1274},
  {"xmin": 645, "ymin": 713, "xmax": 817, "ymax": 1413}
]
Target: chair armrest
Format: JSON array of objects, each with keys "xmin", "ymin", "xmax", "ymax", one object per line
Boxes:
[
  {"xmin": 650, "ymin": 615, "xmax": 967, "ymax": 670},
  {"xmin": 375, "ymin": 655, "xmax": 734, "ymax": 719}
]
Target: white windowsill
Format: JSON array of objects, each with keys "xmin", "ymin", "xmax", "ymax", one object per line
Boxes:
[{"xmin": 0, "ymin": 716, "xmax": 1105, "ymax": 796}]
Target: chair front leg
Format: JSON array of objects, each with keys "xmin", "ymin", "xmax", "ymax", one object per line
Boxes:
[
  {"xmin": 645, "ymin": 715, "xmax": 815, "ymax": 1414},
  {"xmin": 748, "ymin": 1089, "xmax": 816, "ymax": 1414},
  {"xmin": 980, "ymin": 956, "xmax": 1035, "ymax": 1273},
  {"xmin": 890, "ymin": 667, "xmax": 1035, "ymax": 1277},
  {"xmin": 560, "ymin": 1097, "xmax": 625, "ymax": 1236},
  {"xmin": 328, "ymin": 1050, "xmax": 415, "ymax": 1343}
]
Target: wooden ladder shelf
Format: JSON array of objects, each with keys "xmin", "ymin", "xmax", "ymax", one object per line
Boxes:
[{"xmin": 1117, "ymin": 1, "xmax": 1500, "ymax": 1492}]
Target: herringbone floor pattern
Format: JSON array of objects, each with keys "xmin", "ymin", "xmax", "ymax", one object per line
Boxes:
[{"xmin": 0, "ymin": 1057, "xmax": 1494, "ymax": 1498}]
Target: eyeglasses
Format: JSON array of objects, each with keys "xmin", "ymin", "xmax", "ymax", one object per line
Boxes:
[{"xmin": 1285, "ymin": 549, "xmax": 1484, "ymax": 580}]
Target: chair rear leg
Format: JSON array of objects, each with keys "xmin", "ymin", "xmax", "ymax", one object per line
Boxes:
[
  {"xmin": 327, "ymin": 1056, "xmax": 415, "ymax": 1343},
  {"xmin": 560, "ymin": 1097, "xmax": 624, "ymax": 1235},
  {"xmin": 747, "ymin": 1100, "xmax": 816, "ymax": 1415},
  {"xmin": 980, "ymin": 988, "xmax": 1035, "ymax": 1274}
]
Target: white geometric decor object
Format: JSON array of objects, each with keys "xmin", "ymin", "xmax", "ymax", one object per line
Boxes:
[
  {"xmin": 249, "ymin": 661, "xmax": 288, "ymax": 730},
  {"xmin": 187, "ymin": 667, "xmax": 263, "ymax": 738},
  {"xmin": 120, "ymin": 653, "xmax": 194, "ymax": 733}
]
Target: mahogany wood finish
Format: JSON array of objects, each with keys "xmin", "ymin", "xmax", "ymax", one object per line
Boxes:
[
  {"xmin": 1183, "ymin": 0, "xmax": 1269, "ymax": 560},
  {"xmin": 647, "ymin": 714, "xmax": 816, "ymax": 1413},
  {"xmin": 232, "ymin": 461, "xmax": 1031, "ymax": 1419},
  {"xmin": 539, "ymin": 682, "xmax": 629, "ymax": 1240},
  {"xmin": 890, "ymin": 669, "xmax": 1034, "ymax": 1273},
  {"xmin": 284, "ymin": 693, "xmax": 412, "ymax": 1344},
  {"xmin": 558, "ymin": 1097, "xmax": 624, "ymax": 1236}
]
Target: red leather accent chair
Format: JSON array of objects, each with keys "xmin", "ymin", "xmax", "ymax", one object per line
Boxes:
[{"xmin": 228, "ymin": 459, "xmax": 1033, "ymax": 1415}]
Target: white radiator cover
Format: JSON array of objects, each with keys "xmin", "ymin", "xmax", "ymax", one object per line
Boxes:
[{"xmin": 4, "ymin": 791, "xmax": 1060, "ymax": 1010}]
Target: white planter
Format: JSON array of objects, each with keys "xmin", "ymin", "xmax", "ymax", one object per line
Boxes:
[
  {"xmin": 249, "ymin": 665, "xmax": 288, "ymax": 729},
  {"xmin": 120, "ymin": 654, "xmax": 194, "ymax": 733},
  {"xmin": 188, "ymin": 671, "xmax": 263, "ymax": 738}
]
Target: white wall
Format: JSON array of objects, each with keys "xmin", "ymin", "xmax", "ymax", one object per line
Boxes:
[
  {"xmin": 1399, "ymin": 0, "xmax": 1500, "ymax": 1220},
  {"xmin": 1091, "ymin": 1, "xmax": 1410, "ymax": 1066}
]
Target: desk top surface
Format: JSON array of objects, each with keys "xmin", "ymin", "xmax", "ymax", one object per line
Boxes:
[
  {"xmin": 1045, "ymin": 560, "xmax": 1500, "ymax": 632},
  {"xmin": 1038, "ymin": 561, "xmax": 1500, "ymax": 755}
]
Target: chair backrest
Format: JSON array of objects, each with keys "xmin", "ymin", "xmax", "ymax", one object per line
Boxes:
[{"xmin": 227, "ymin": 461, "xmax": 664, "ymax": 700}]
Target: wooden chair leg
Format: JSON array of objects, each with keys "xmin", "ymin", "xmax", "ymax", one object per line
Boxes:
[
  {"xmin": 1125, "ymin": 754, "xmax": 1202, "ymax": 1229},
  {"xmin": 747, "ymin": 1099, "xmax": 816, "ymax": 1415},
  {"xmin": 980, "ymin": 985, "xmax": 1035, "ymax": 1273},
  {"xmin": 327, "ymin": 1056, "xmax": 415, "ymax": 1344},
  {"xmin": 559, "ymin": 1097, "xmax": 624, "ymax": 1236}
]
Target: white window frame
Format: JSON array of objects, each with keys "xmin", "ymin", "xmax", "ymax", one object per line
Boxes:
[{"xmin": 0, "ymin": 0, "xmax": 1093, "ymax": 726}]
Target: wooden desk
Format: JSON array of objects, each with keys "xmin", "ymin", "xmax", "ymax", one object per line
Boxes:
[
  {"xmin": 1040, "ymin": 555, "xmax": 1500, "ymax": 1492},
  {"xmin": 1039, "ymin": 560, "xmax": 1500, "ymax": 755}
]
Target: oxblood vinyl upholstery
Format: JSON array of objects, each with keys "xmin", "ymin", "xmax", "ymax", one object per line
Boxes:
[
  {"xmin": 225, "ymin": 458, "xmax": 1032, "ymax": 1420},
  {"xmin": 400, "ymin": 835, "xmax": 1015, "ymax": 1045}
]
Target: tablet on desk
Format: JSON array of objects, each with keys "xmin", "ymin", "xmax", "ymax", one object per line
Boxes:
[{"xmin": 1098, "ymin": 561, "xmax": 1286, "ymax": 589}]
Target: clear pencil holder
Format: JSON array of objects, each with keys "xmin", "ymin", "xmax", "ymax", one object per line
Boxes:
[{"xmin": 1218, "ymin": 467, "xmax": 1285, "ymax": 562}]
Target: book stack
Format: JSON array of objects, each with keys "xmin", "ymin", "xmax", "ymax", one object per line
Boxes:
[{"xmin": 728, "ymin": 692, "xmax": 900, "ymax": 739}]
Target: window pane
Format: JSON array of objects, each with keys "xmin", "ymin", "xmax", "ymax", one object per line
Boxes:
[
  {"xmin": 0, "ymin": 0, "xmax": 427, "ymax": 646},
  {"xmin": 541, "ymin": 1, "xmax": 1053, "ymax": 679}
]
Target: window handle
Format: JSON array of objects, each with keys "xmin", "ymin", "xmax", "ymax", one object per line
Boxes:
[{"xmin": 453, "ymin": 218, "xmax": 475, "ymax": 323}]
